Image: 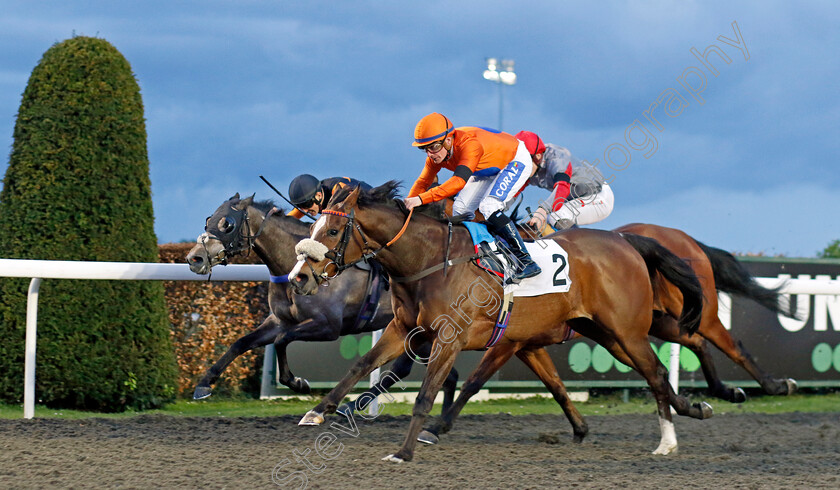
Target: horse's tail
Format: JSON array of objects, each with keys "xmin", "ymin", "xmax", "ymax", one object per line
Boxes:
[
  {"xmin": 693, "ymin": 239, "xmax": 795, "ymax": 318},
  {"xmin": 621, "ymin": 232, "xmax": 704, "ymax": 336}
]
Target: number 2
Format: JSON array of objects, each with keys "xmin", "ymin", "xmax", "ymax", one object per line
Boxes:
[{"xmin": 552, "ymin": 254, "xmax": 567, "ymax": 287}]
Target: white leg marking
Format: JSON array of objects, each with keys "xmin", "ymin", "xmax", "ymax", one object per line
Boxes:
[{"xmin": 652, "ymin": 416, "xmax": 678, "ymax": 455}]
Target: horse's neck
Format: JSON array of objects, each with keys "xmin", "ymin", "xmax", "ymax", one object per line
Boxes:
[
  {"xmin": 367, "ymin": 207, "xmax": 469, "ymax": 280},
  {"xmin": 248, "ymin": 208, "xmax": 307, "ymax": 276}
]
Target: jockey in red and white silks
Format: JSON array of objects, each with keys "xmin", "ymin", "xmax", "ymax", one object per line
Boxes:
[{"xmin": 515, "ymin": 131, "xmax": 614, "ymax": 231}]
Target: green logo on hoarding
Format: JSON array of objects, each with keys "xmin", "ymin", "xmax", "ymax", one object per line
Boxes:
[
  {"xmin": 340, "ymin": 335, "xmax": 374, "ymax": 360},
  {"xmin": 812, "ymin": 343, "xmax": 835, "ymax": 373},
  {"xmin": 568, "ymin": 343, "xmax": 591, "ymax": 373},
  {"xmin": 568, "ymin": 342, "xmax": 700, "ymax": 373}
]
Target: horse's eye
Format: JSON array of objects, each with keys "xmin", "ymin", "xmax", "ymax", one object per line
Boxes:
[
  {"xmin": 218, "ymin": 216, "xmax": 235, "ymax": 234},
  {"xmin": 328, "ymin": 229, "xmax": 339, "ymax": 237}
]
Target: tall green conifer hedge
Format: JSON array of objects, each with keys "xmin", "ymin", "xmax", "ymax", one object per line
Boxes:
[{"xmin": 0, "ymin": 36, "xmax": 177, "ymax": 411}]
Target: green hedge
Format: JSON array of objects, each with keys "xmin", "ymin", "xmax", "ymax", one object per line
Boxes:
[{"xmin": 0, "ymin": 36, "xmax": 177, "ymax": 411}]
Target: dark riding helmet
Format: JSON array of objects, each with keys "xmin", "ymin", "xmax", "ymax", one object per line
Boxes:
[{"xmin": 288, "ymin": 174, "xmax": 321, "ymax": 207}]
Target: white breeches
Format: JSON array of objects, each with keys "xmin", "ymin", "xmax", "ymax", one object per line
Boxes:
[
  {"xmin": 547, "ymin": 183, "xmax": 614, "ymax": 230},
  {"xmin": 452, "ymin": 141, "xmax": 533, "ymax": 218}
]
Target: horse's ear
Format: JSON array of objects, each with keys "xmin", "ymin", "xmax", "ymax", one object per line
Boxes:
[
  {"xmin": 239, "ymin": 193, "xmax": 255, "ymax": 208},
  {"xmin": 340, "ymin": 185, "xmax": 362, "ymax": 210},
  {"xmin": 229, "ymin": 192, "xmax": 240, "ymax": 201}
]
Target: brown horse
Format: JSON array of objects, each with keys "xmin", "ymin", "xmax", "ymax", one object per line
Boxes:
[
  {"xmin": 292, "ymin": 181, "xmax": 709, "ymax": 461},
  {"xmin": 520, "ymin": 221, "xmax": 797, "ymax": 401},
  {"xmin": 616, "ymin": 223, "xmax": 797, "ymax": 398},
  {"xmin": 417, "ymin": 222, "xmax": 797, "ymax": 445}
]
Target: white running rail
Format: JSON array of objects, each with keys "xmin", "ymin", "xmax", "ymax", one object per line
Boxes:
[
  {"xmin": 2, "ymin": 258, "xmax": 839, "ymax": 419},
  {"xmin": 0, "ymin": 258, "xmax": 269, "ymax": 419}
]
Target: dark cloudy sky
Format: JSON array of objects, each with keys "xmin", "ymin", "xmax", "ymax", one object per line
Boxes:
[{"xmin": 1, "ymin": 1, "xmax": 838, "ymax": 256}]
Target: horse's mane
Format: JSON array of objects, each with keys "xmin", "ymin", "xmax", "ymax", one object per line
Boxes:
[
  {"xmin": 330, "ymin": 180, "xmax": 449, "ymax": 221},
  {"xmin": 250, "ymin": 199, "xmax": 284, "ymax": 215}
]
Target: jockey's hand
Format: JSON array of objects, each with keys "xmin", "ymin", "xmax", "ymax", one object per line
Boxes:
[
  {"xmin": 404, "ymin": 196, "xmax": 422, "ymax": 211},
  {"xmin": 527, "ymin": 207, "xmax": 548, "ymax": 229}
]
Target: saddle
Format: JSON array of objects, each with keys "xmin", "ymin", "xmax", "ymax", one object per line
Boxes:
[{"xmin": 461, "ymin": 222, "xmax": 517, "ymax": 281}]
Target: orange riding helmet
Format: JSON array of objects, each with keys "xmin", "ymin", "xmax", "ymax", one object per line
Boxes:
[{"xmin": 412, "ymin": 113, "xmax": 454, "ymax": 147}]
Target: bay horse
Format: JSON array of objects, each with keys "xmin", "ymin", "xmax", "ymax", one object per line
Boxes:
[
  {"xmin": 293, "ymin": 181, "xmax": 709, "ymax": 461},
  {"xmin": 518, "ymin": 221, "xmax": 797, "ymax": 402},
  {"xmin": 416, "ymin": 222, "xmax": 797, "ymax": 445},
  {"xmin": 185, "ymin": 193, "xmax": 459, "ymax": 403}
]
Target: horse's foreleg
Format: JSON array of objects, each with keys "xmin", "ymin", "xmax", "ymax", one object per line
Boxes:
[
  {"xmin": 193, "ymin": 316, "xmax": 283, "ymax": 400},
  {"xmin": 516, "ymin": 346, "xmax": 588, "ymax": 443},
  {"xmin": 299, "ymin": 322, "xmax": 406, "ymax": 426},
  {"xmin": 274, "ymin": 318, "xmax": 343, "ymax": 394},
  {"xmin": 419, "ymin": 342, "xmax": 520, "ymax": 445},
  {"xmin": 384, "ymin": 339, "xmax": 463, "ymax": 463},
  {"xmin": 338, "ymin": 349, "xmax": 416, "ymax": 416}
]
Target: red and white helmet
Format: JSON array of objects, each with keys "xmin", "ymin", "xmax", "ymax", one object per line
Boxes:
[{"xmin": 514, "ymin": 130, "xmax": 546, "ymax": 156}]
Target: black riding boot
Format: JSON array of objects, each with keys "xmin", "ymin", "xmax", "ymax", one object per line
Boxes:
[{"xmin": 486, "ymin": 211, "xmax": 542, "ymax": 281}]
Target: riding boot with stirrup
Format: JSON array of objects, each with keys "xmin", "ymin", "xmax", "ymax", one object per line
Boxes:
[{"xmin": 486, "ymin": 211, "xmax": 542, "ymax": 281}]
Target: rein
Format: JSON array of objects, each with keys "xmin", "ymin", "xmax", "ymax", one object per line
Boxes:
[
  {"xmin": 319, "ymin": 206, "xmax": 479, "ymax": 284},
  {"xmin": 318, "ymin": 207, "xmax": 414, "ymax": 276}
]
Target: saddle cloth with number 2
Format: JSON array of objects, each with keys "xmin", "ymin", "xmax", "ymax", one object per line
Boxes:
[{"xmin": 462, "ymin": 222, "xmax": 572, "ymax": 297}]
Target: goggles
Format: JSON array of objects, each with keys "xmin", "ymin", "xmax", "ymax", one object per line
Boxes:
[{"xmin": 418, "ymin": 140, "xmax": 446, "ymax": 153}]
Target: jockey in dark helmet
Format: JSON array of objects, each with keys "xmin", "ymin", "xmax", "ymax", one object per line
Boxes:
[{"xmin": 287, "ymin": 174, "xmax": 372, "ymax": 218}]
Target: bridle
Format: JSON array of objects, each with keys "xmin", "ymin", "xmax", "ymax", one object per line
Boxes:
[
  {"xmin": 315, "ymin": 207, "xmax": 413, "ymax": 283},
  {"xmin": 203, "ymin": 202, "xmax": 278, "ymax": 265}
]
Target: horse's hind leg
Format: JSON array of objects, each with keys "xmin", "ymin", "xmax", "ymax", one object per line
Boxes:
[
  {"xmin": 516, "ymin": 346, "xmax": 588, "ymax": 443},
  {"xmin": 193, "ymin": 316, "xmax": 283, "ymax": 400},
  {"xmin": 700, "ymin": 318, "xmax": 797, "ymax": 395},
  {"xmin": 603, "ymin": 333, "xmax": 714, "ymax": 421},
  {"xmin": 418, "ymin": 342, "xmax": 521, "ymax": 445},
  {"xmin": 607, "ymin": 336, "xmax": 680, "ymax": 455},
  {"xmin": 650, "ymin": 316, "xmax": 747, "ymax": 403}
]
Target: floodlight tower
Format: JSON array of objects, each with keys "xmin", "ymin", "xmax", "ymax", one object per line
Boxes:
[{"xmin": 482, "ymin": 58, "xmax": 516, "ymax": 131}]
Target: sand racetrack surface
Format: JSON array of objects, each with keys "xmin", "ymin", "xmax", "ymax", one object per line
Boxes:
[{"xmin": 1, "ymin": 411, "xmax": 839, "ymax": 488}]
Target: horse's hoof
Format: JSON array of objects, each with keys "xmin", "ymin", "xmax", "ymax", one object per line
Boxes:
[
  {"xmin": 417, "ymin": 430, "xmax": 439, "ymax": 445},
  {"xmin": 336, "ymin": 404, "xmax": 354, "ymax": 417},
  {"xmin": 381, "ymin": 454, "xmax": 405, "ymax": 463},
  {"xmin": 292, "ymin": 377, "xmax": 312, "ymax": 395},
  {"xmin": 192, "ymin": 386, "xmax": 212, "ymax": 400},
  {"xmin": 298, "ymin": 410, "xmax": 325, "ymax": 426},
  {"xmin": 698, "ymin": 401, "xmax": 714, "ymax": 419},
  {"xmin": 731, "ymin": 387, "xmax": 747, "ymax": 403},
  {"xmin": 652, "ymin": 443, "xmax": 678, "ymax": 455},
  {"xmin": 785, "ymin": 378, "xmax": 798, "ymax": 395}
]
